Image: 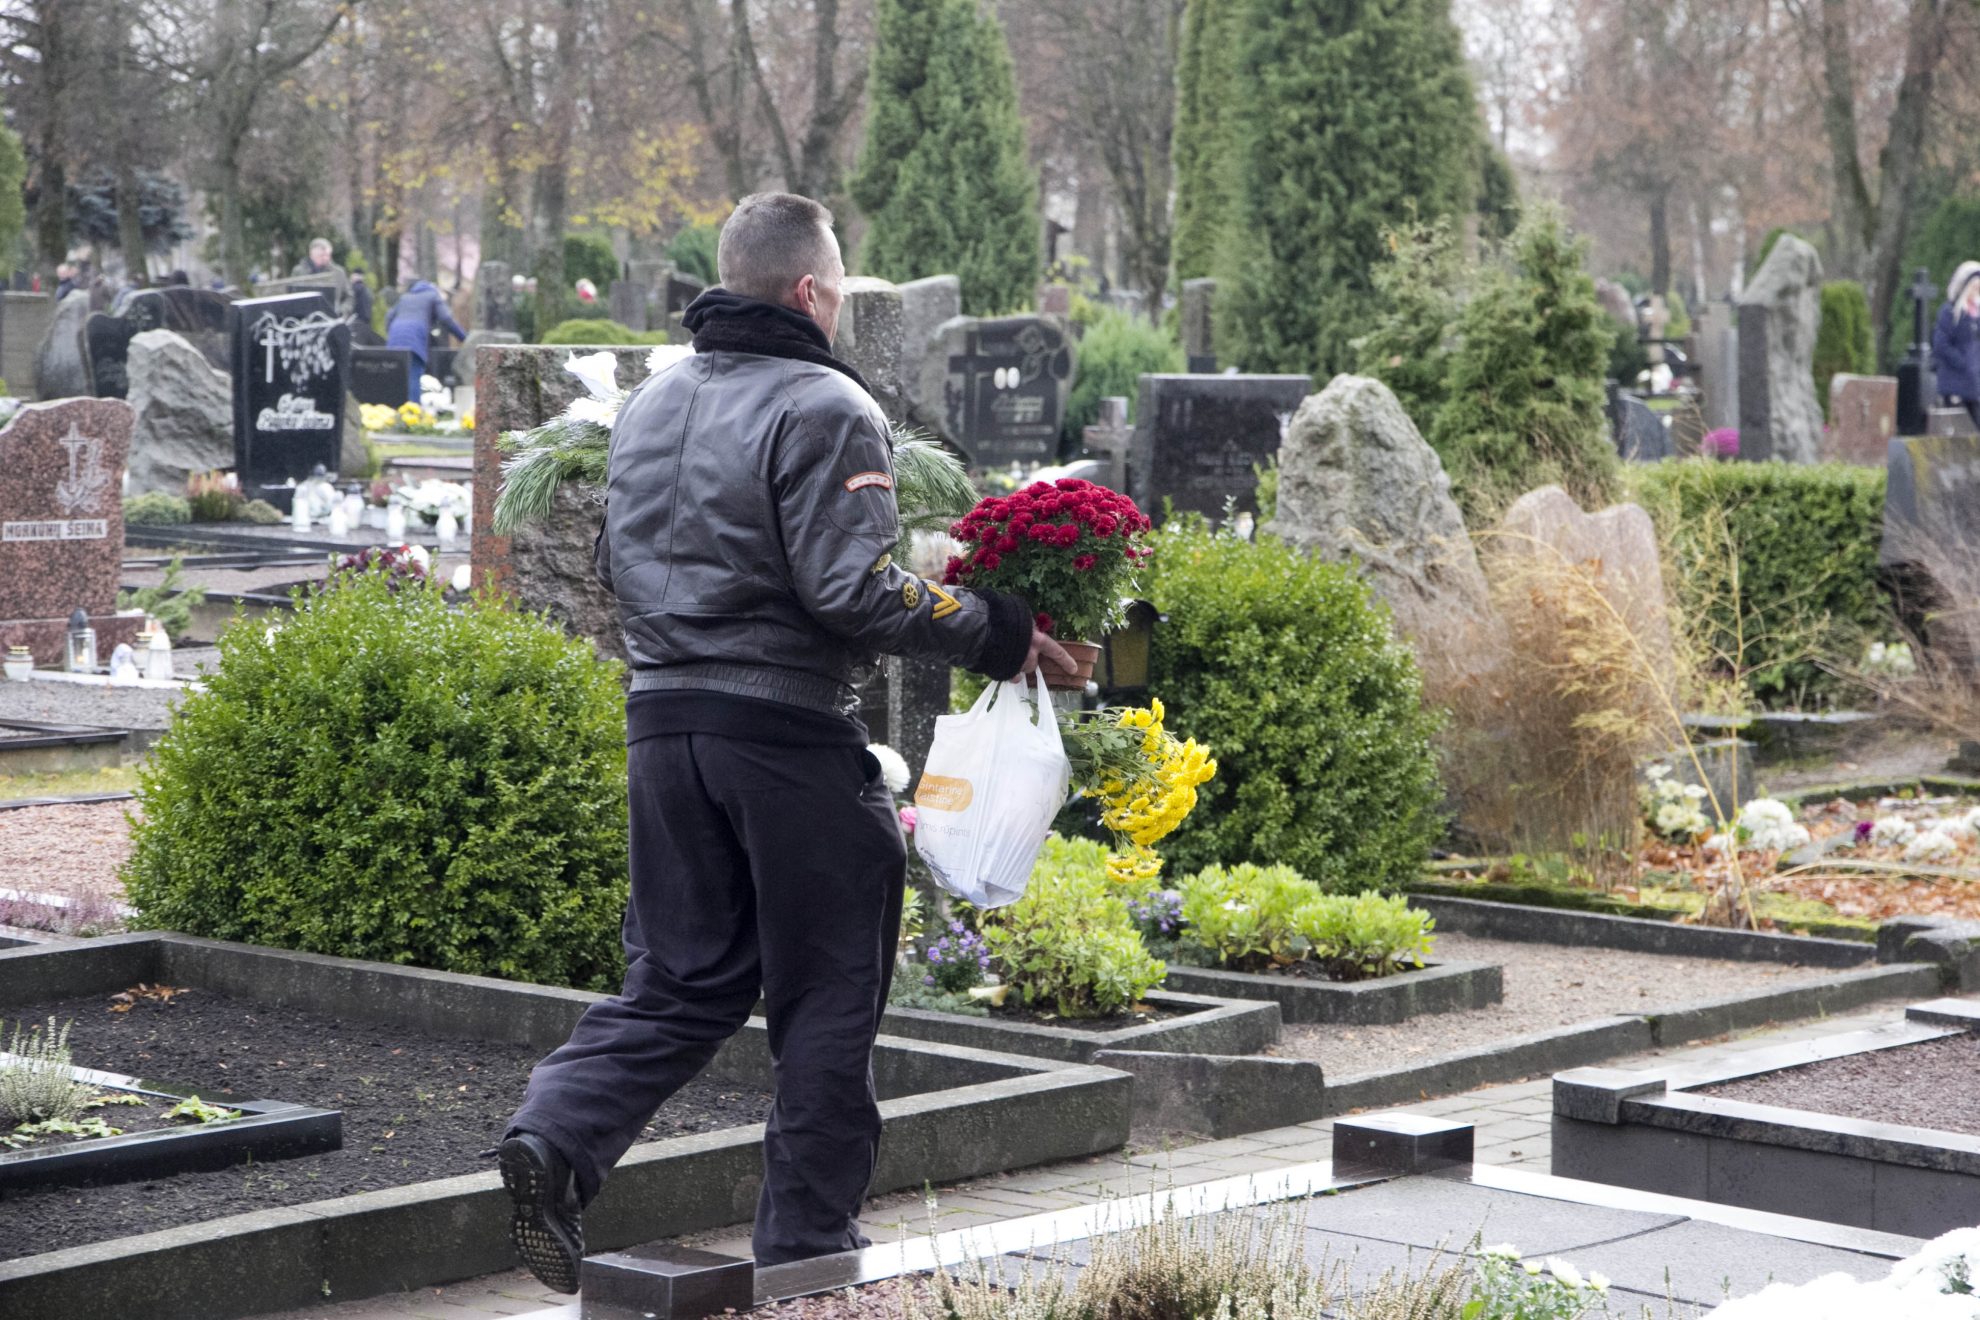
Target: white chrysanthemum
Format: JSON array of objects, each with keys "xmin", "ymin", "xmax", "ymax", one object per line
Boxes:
[
  {"xmin": 1889, "ymin": 1226, "xmax": 1980, "ymax": 1294},
  {"xmin": 565, "ymin": 396, "xmax": 617, "ymax": 427},
  {"xmin": 1737, "ymin": 798, "xmax": 1811, "ymax": 853},
  {"xmin": 564, "ymin": 351, "xmax": 621, "ymax": 401},
  {"xmin": 1904, "ymin": 829, "xmax": 1959, "ymax": 864},
  {"xmin": 419, "ymin": 373, "xmax": 444, "ymax": 394},
  {"xmin": 1937, "ymin": 813, "xmax": 1979, "ymax": 842},
  {"xmin": 867, "ymin": 743, "xmax": 910, "ymax": 795},
  {"xmin": 1587, "ymin": 1270, "xmax": 1611, "ymax": 1295},
  {"xmin": 1656, "ymin": 801, "xmax": 1708, "ymax": 837},
  {"xmin": 1870, "ymin": 815, "xmax": 1919, "ymax": 847},
  {"xmin": 1684, "ymin": 783, "xmax": 1709, "ymax": 800},
  {"xmin": 1546, "ymin": 1258, "xmax": 1585, "ymax": 1289},
  {"xmin": 1478, "ymin": 1243, "xmax": 1521, "ymax": 1260},
  {"xmin": 646, "ymin": 344, "xmax": 695, "ymax": 376}
]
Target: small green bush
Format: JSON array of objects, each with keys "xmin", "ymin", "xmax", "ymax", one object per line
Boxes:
[
  {"xmin": 117, "ymin": 555, "xmax": 206, "ymax": 641},
  {"xmin": 1147, "ymin": 524, "xmax": 1444, "ymax": 891},
  {"xmin": 978, "ymin": 836, "xmax": 1165, "ymax": 1018},
  {"xmin": 539, "ymin": 318, "xmax": 671, "ymax": 347},
  {"xmin": 123, "ymin": 492, "xmax": 190, "ymax": 526},
  {"xmin": 1062, "ymin": 309, "xmax": 1182, "ymax": 447},
  {"xmin": 1626, "ymin": 461, "xmax": 1887, "ymax": 706},
  {"xmin": 1174, "ymin": 864, "xmax": 1435, "ymax": 979},
  {"xmin": 562, "ymin": 233, "xmax": 620, "ymax": 291},
  {"xmin": 238, "ymin": 498, "xmax": 284, "ymax": 525},
  {"xmin": 122, "ymin": 570, "xmax": 630, "ymax": 990},
  {"xmin": 665, "ymin": 222, "xmax": 720, "ymax": 285},
  {"xmin": 1814, "ymin": 281, "xmax": 1875, "ymax": 420}
]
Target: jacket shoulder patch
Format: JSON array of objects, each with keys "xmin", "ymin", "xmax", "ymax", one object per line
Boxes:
[
  {"xmin": 926, "ymin": 581, "xmax": 961, "ymax": 620},
  {"xmin": 844, "ymin": 471, "xmax": 894, "ymax": 493}
]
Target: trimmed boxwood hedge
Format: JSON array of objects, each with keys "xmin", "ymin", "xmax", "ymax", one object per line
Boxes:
[
  {"xmin": 123, "ymin": 571, "xmax": 631, "ymax": 991},
  {"xmin": 1625, "ymin": 461, "xmax": 1887, "ymax": 707}
]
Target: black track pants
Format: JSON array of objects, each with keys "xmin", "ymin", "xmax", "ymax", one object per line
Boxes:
[{"xmin": 506, "ymin": 733, "xmax": 906, "ymax": 1265}]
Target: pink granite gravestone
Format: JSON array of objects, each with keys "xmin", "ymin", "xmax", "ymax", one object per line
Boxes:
[
  {"xmin": 1824, "ymin": 374, "xmax": 1897, "ymax": 466},
  {"xmin": 0, "ymin": 398, "xmax": 144, "ymax": 665}
]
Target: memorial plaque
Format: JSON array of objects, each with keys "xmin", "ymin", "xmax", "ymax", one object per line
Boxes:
[
  {"xmin": 0, "ymin": 398, "xmax": 143, "ymax": 664},
  {"xmin": 351, "ymin": 347, "xmax": 414, "ymax": 408},
  {"xmin": 925, "ymin": 315, "xmax": 1076, "ymax": 468},
  {"xmin": 1130, "ymin": 374, "xmax": 1309, "ymax": 521},
  {"xmin": 230, "ymin": 293, "xmax": 350, "ymax": 496}
]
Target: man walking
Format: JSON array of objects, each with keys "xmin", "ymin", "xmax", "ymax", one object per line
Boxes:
[{"xmin": 500, "ymin": 192, "xmax": 1069, "ymax": 1291}]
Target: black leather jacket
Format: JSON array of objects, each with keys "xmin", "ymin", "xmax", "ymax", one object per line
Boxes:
[{"xmin": 596, "ymin": 347, "xmax": 1030, "ymax": 714}]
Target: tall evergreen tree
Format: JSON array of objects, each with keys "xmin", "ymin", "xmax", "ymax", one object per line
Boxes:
[
  {"xmin": 1170, "ymin": 0, "xmax": 1241, "ymax": 284},
  {"xmin": 850, "ymin": 0, "xmax": 1039, "ymax": 316},
  {"xmin": 1215, "ymin": 0, "xmax": 1481, "ymax": 378}
]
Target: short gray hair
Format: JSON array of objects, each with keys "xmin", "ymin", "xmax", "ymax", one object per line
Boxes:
[
  {"xmin": 717, "ymin": 193, "xmax": 836, "ymax": 302},
  {"xmin": 309, "ymin": 237, "xmax": 332, "ymax": 255}
]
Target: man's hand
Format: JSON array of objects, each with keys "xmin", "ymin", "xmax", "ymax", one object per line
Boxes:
[{"xmin": 1022, "ymin": 629, "xmax": 1078, "ymax": 680}]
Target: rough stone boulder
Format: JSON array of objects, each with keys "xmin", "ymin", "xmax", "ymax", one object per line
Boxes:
[
  {"xmin": 1268, "ymin": 374, "xmax": 1492, "ymax": 658},
  {"xmin": 507, "ymin": 479, "xmax": 624, "ymax": 667},
  {"xmin": 1495, "ymin": 484, "xmax": 1676, "ymax": 692},
  {"xmin": 126, "ymin": 329, "xmax": 233, "ymax": 495},
  {"xmin": 1738, "ymin": 234, "xmax": 1825, "ymax": 463}
]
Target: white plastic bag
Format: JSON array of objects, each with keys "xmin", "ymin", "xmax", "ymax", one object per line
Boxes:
[{"xmin": 913, "ymin": 669, "xmax": 1071, "ymax": 909}]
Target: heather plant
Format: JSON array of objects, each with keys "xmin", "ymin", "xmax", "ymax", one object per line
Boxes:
[
  {"xmin": 0, "ymin": 1018, "xmax": 94, "ymax": 1125},
  {"xmin": 123, "ymin": 569, "xmax": 630, "ymax": 990}
]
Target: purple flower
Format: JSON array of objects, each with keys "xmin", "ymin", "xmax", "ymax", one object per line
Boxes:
[{"xmin": 1853, "ymin": 820, "xmax": 1874, "ymax": 843}]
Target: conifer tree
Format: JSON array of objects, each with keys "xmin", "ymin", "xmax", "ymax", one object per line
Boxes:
[
  {"xmin": 851, "ymin": 0, "xmax": 1039, "ymax": 316},
  {"xmin": 1170, "ymin": 0, "xmax": 1242, "ymax": 284},
  {"xmin": 1216, "ymin": 0, "xmax": 1481, "ymax": 377}
]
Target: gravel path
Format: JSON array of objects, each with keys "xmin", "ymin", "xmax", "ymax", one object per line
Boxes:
[
  {"xmin": 0, "ymin": 679, "xmax": 187, "ymax": 730},
  {"xmin": 1700, "ymin": 1032, "xmax": 1980, "ymax": 1136},
  {"xmin": 0, "ymin": 800, "xmax": 136, "ymax": 903},
  {"xmin": 1271, "ymin": 932, "xmax": 1840, "ymax": 1076}
]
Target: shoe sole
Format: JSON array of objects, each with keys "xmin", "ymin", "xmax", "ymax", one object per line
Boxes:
[{"xmin": 499, "ymin": 1140, "xmax": 583, "ymax": 1294}]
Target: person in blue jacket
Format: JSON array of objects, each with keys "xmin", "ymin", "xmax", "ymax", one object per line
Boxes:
[
  {"xmin": 385, "ymin": 278, "xmax": 467, "ymax": 399},
  {"xmin": 1933, "ymin": 261, "xmax": 1980, "ymax": 430}
]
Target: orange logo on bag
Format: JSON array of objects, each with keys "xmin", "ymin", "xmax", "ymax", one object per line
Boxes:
[{"xmin": 915, "ymin": 774, "xmax": 974, "ymax": 812}]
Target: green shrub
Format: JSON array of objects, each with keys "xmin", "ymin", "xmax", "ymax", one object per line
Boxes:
[
  {"xmin": 1625, "ymin": 461, "xmax": 1887, "ymax": 707},
  {"xmin": 1664, "ymin": 287, "xmax": 1692, "ymax": 340},
  {"xmin": 539, "ymin": 318, "xmax": 671, "ymax": 346},
  {"xmin": 122, "ymin": 571, "xmax": 630, "ymax": 990},
  {"xmin": 1063, "ymin": 309, "xmax": 1182, "ymax": 448},
  {"xmin": 238, "ymin": 498, "xmax": 284, "ymax": 525},
  {"xmin": 562, "ymin": 233, "xmax": 620, "ymax": 291},
  {"xmin": 1146, "ymin": 523, "xmax": 1444, "ymax": 890},
  {"xmin": 1427, "ymin": 206, "xmax": 1618, "ymax": 521},
  {"xmin": 123, "ymin": 492, "xmax": 190, "ymax": 526},
  {"xmin": 978, "ymin": 837, "xmax": 1165, "ymax": 1018},
  {"xmin": 1351, "ymin": 215, "xmax": 1467, "ymax": 434},
  {"xmin": 1174, "ymin": 864, "xmax": 1435, "ymax": 979},
  {"xmin": 1814, "ymin": 281, "xmax": 1875, "ymax": 420},
  {"xmin": 665, "ymin": 222, "xmax": 720, "ymax": 286},
  {"xmin": 117, "ymin": 555, "xmax": 206, "ymax": 641}
]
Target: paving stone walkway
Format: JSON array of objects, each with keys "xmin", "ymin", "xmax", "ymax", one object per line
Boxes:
[{"xmin": 235, "ymin": 998, "xmax": 1943, "ymax": 1320}]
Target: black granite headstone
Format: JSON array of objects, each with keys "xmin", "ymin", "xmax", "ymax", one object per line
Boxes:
[
  {"xmin": 1129, "ymin": 374, "xmax": 1309, "ymax": 521},
  {"xmin": 1610, "ymin": 391, "xmax": 1673, "ymax": 461},
  {"xmin": 83, "ymin": 291, "xmax": 169, "ymax": 399},
  {"xmin": 230, "ymin": 293, "xmax": 350, "ymax": 495},
  {"xmin": 350, "ymin": 347, "xmax": 414, "ymax": 408},
  {"xmin": 1882, "ymin": 434, "xmax": 1980, "ymax": 568},
  {"xmin": 940, "ymin": 317, "xmax": 1075, "ymax": 468}
]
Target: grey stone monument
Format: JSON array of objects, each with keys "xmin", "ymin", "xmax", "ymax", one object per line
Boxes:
[
  {"xmin": 1737, "ymin": 235, "xmax": 1824, "ymax": 463},
  {"xmin": 1, "ymin": 292, "xmax": 56, "ymax": 401},
  {"xmin": 126, "ymin": 329, "xmax": 234, "ymax": 496},
  {"xmin": 477, "ymin": 261, "xmax": 517, "ymax": 334},
  {"xmin": 32, "ymin": 291, "xmax": 92, "ymax": 400},
  {"xmin": 835, "ymin": 277, "xmax": 909, "ymax": 424},
  {"xmin": 1695, "ymin": 300, "xmax": 1739, "ymax": 434},
  {"xmin": 1182, "ymin": 279, "xmax": 1217, "ymax": 373}
]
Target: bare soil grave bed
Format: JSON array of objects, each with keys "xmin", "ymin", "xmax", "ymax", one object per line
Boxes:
[
  {"xmin": 1699, "ymin": 1030, "xmax": 1980, "ymax": 1137},
  {"xmin": 0, "ymin": 983, "xmax": 769, "ymax": 1261}
]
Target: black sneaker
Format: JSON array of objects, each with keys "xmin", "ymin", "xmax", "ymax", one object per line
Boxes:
[{"xmin": 499, "ymin": 1133, "xmax": 585, "ymax": 1294}]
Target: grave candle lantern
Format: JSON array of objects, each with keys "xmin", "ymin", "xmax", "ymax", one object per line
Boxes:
[{"xmin": 66, "ymin": 607, "xmax": 97, "ymax": 673}]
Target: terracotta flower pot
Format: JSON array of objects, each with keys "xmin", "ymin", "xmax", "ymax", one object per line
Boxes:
[{"xmin": 1046, "ymin": 640, "xmax": 1103, "ymax": 691}]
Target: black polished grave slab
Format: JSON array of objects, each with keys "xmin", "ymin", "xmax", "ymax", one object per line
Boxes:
[
  {"xmin": 229, "ymin": 291, "xmax": 350, "ymax": 498},
  {"xmin": 0, "ymin": 1056, "xmax": 340, "ymax": 1193},
  {"xmin": 579, "ymin": 1243, "xmax": 753, "ymax": 1320},
  {"xmin": 939, "ymin": 316, "xmax": 1075, "ymax": 468},
  {"xmin": 1129, "ymin": 374, "xmax": 1309, "ymax": 522},
  {"xmin": 350, "ymin": 347, "xmax": 414, "ymax": 408},
  {"xmin": 1331, "ymin": 1112, "xmax": 1474, "ymax": 1179}
]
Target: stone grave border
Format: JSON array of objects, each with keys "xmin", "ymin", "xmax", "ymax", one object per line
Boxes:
[
  {"xmin": 0, "ymin": 789, "xmax": 136, "ymax": 813},
  {"xmin": 879, "ymin": 988, "xmax": 1279, "ymax": 1063},
  {"xmin": 1158, "ymin": 958, "xmax": 1502, "ymax": 1025},
  {"xmin": 0, "ymin": 933, "xmax": 1131, "ymax": 1320},
  {"xmin": 0, "ymin": 719, "xmax": 130, "ymax": 775},
  {"xmin": 1552, "ymin": 998, "xmax": 1980, "ymax": 1239},
  {"xmin": 0, "ymin": 1055, "xmax": 341, "ymax": 1195}
]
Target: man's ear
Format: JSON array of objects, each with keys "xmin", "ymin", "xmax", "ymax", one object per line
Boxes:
[{"xmin": 792, "ymin": 272, "xmax": 818, "ymax": 316}]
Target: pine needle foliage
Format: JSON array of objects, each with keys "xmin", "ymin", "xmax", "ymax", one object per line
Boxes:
[
  {"xmin": 1426, "ymin": 205, "xmax": 1619, "ymax": 522},
  {"xmin": 1170, "ymin": 0, "xmax": 1244, "ymax": 284},
  {"xmin": 1215, "ymin": 0, "xmax": 1480, "ymax": 378},
  {"xmin": 850, "ymin": 0, "xmax": 1039, "ymax": 315},
  {"xmin": 1813, "ymin": 281, "xmax": 1875, "ymax": 420}
]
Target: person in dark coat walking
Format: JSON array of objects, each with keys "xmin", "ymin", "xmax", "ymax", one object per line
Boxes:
[
  {"xmin": 1933, "ymin": 260, "xmax": 1980, "ymax": 430},
  {"xmin": 385, "ymin": 278, "xmax": 466, "ymax": 398},
  {"xmin": 495, "ymin": 193, "xmax": 1072, "ymax": 1292}
]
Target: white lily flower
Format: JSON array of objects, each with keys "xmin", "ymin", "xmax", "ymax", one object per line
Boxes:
[
  {"xmin": 565, "ymin": 351, "xmax": 622, "ymax": 401},
  {"xmin": 646, "ymin": 344, "xmax": 695, "ymax": 376}
]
